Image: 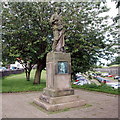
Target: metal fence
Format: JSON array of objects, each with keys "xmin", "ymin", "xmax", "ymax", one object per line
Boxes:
[{"xmin": 0, "ymin": 69, "xmax": 24, "ymax": 77}]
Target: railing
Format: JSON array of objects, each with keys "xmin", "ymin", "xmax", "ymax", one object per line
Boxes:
[{"xmin": 0, "ymin": 69, "xmax": 24, "ymax": 77}]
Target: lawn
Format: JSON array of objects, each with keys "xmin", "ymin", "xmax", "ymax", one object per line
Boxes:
[
  {"xmin": 2, "ymin": 69, "xmax": 46, "ymax": 93},
  {"xmin": 1, "ymin": 69, "xmax": 119, "ymax": 95}
]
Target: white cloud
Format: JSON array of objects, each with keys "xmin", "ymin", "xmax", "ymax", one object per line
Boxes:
[{"xmin": 106, "ymin": 0, "xmax": 118, "ymax": 18}]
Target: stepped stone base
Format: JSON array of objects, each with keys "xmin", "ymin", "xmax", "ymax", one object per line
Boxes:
[
  {"xmin": 34, "ymin": 52, "xmax": 86, "ymax": 111},
  {"xmin": 43, "ymin": 88, "xmax": 74, "ymax": 97},
  {"xmin": 34, "ymin": 94, "xmax": 85, "ymax": 112}
]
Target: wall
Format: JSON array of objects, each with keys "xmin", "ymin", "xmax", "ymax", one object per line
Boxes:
[
  {"xmin": 0, "ymin": 69, "xmax": 24, "ymax": 78},
  {"xmin": 95, "ymin": 66, "xmax": 120, "ymax": 76}
]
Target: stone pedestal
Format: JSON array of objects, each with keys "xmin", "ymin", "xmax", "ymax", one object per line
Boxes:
[{"xmin": 34, "ymin": 52, "xmax": 85, "ymax": 111}]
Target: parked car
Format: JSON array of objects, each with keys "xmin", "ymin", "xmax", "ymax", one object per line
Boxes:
[
  {"xmin": 101, "ymin": 73, "xmax": 109, "ymax": 77},
  {"xmin": 77, "ymin": 81, "xmax": 84, "ymax": 85},
  {"xmin": 96, "ymin": 76, "xmax": 110, "ymax": 83},
  {"xmin": 102, "ymin": 79, "xmax": 110, "ymax": 83},
  {"xmin": 73, "ymin": 81, "xmax": 79, "ymax": 85},
  {"xmin": 76, "ymin": 76, "xmax": 86, "ymax": 80},
  {"xmin": 73, "ymin": 79, "xmax": 91, "ymax": 86},
  {"xmin": 0, "ymin": 67, "xmax": 6, "ymax": 71},
  {"xmin": 113, "ymin": 84, "xmax": 120, "ymax": 89},
  {"xmin": 107, "ymin": 75, "xmax": 113, "ymax": 77},
  {"xmin": 75, "ymin": 76, "xmax": 86, "ymax": 82},
  {"xmin": 73, "ymin": 81, "xmax": 83, "ymax": 85},
  {"xmin": 91, "ymin": 73, "xmax": 97, "ymax": 77},
  {"xmin": 114, "ymin": 76, "xmax": 120, "ymax": 80},
  {"xmin": 106, "ymin": 82, "xmax": 120, "ymax": 89}
]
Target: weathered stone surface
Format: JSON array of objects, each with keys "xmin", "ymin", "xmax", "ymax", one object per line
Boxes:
[
  {"xmin": 50, "ymin": 10, "xmax": 65, "ymax": 52},
  {"xmin": 40, "ymin": 94, "xmax": 80, "ymax": 104},
  {"xmin": 47, "ymin": 52, "xmax": 71, "ymax": 63},
  {"xmin": 43, "ymin": 88, "xmax": 74, "ymax": 97},
  {"xmin": 45, "ymin": 52, "xmax": 72, "ymax": 91},
  {"xmin": 34, "ymin": 96, "xmax": 85, "ymax": 112},
  {"xmin": 34, "ymin": 52, "xmax": 86, "ymax": 111}
]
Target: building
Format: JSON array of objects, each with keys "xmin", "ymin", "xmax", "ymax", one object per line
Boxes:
[
  {"xmin": 95, "ymin": 65, "xmax": 120, "ymax": 76},
  {"xmin": 10, "ymin": 61, "xmax": 23, "ymax": 69}
]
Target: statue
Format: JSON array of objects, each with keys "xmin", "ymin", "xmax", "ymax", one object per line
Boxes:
[{"xmin": 50, "ymin": 8, "xmax": 65, "ymax": 52}]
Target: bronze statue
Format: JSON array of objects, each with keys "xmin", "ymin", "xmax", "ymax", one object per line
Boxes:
[{"xmin": 50, "ymin": 8, "xmax": 65, "ymax": 52}]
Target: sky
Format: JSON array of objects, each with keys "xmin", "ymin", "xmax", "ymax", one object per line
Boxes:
[
  {"xmin": 98, "ymin": 0, "xmax": 118, "ymax": 66},
  {"xmin": 107, "ymin": 0, "xmax": 118, "ymax": 18}
]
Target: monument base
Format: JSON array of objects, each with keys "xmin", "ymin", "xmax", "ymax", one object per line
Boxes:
[
  {"xmin": 33, "ymin": 52, "xmax": 86, "ymax": 111},
  {"xmin": 43, "ymin": 88, "xmax": 74, "ymax": 97},
  {"xmin": 34, "ymin": 94, "xmax": 85, "ymax": 112}
]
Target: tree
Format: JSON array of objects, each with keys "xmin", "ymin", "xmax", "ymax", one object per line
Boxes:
[
  {"xmin": 2, "ymin": 2, "xmax": 117, "ymax": 83},
  {"xmin": 60, "ymin": 2, "xmax": 117, "ymax": 74},
  {"xmin": 2, "ymin": 2, "xmax": 53, "ymax": 82},
  {"xmin": 107, "ymin": 56, "xmax": 120, "ymax": 66}
]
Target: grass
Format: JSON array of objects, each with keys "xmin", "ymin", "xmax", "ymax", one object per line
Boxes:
[
  {"xmin": 2, "ymin": 69, "xmax": 46, "ymax": 93},
  {"xmin": 1, "ymin": 69, "xmax": 119, "ymax": 95},
  {"xmin": 81, "ymin": 104, "xmax": 92, "ymax": 108},
  {"xmin": 72, "ymin": 83, "xmax": 119, "ymax": 95}
]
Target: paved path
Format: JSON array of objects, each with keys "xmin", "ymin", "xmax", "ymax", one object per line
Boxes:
[{"xmin": 2, "ymin": 89, "xmax": 118, "ymax": 118}]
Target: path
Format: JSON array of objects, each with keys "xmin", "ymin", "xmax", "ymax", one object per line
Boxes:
[{"xmin": 2, "ymin": 89, "xmax": 118, "ymax": 118}]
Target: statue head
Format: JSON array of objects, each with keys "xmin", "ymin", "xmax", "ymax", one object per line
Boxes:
[{"xmin": 55, "ymin": 7, "xmax": 61, "ymax": 14}]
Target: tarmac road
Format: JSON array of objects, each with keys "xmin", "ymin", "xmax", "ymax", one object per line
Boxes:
[{"xmin": 2, "ymin": 89, "xmax": 119, "ymax": 118}]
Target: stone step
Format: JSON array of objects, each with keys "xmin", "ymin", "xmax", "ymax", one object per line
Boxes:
[
  {"xmin": 40, "ymin": 94, "xmax": 80, "ymax": 104},
  {"xmin": 34, "ymin": 97, "xmax": 85, "ymax": 112}
]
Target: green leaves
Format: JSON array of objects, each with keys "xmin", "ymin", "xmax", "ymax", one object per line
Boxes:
[
  {"xmin": 2, "ymin": 2, "xmax": 52, "ymax": 65},
  {"xmin": 2, "ymin": 2, "xmax": 117, "ymax": 75}
]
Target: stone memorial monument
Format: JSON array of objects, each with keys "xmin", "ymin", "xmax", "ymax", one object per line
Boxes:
[{"xmin": 34, "ymin": 8, "xmax": 85, "ymax": 111}]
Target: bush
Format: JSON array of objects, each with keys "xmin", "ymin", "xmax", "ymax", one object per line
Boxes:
[{"xmin": 72, "ymin": 83, "xmax": 119, "ymax": 95}]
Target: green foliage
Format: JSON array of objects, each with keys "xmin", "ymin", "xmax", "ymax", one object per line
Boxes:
[
  {"xmin": 2, "ymin": 70, "xmax": 46, "ymax": 93},
  {"xmin": 107, "ymin": 56, "xmax": 120, "ymax": 66},
  {"xmin": 2, "ymin": 2, "xmax": 53, "ymax": 66},
  {"xmin": 2, "ymin": 2, "xmax": 117, "ymax": 76},
  {"xmin": 72, "ymin": 83, "xmax": 119, "ymax": 95},
  {"xmin": 62, "ymin": 2, "xmax": 117, "ymax": 73}
]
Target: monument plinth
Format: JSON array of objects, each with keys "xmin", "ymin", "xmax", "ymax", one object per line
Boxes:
[
  {"xmin": 33, "ymin": 8, "xmax": 85, "ymax": 111},
  {"xmin": 34, "ymin": 52, "xmax": 85, "ymax": 111},
  {"xmin": 43, "ymin": 52, "xmax": 74, "ymax": 97}
]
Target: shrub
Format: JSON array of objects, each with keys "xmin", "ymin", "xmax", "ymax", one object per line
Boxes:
[{"xmin": 72, "ymin": 83, "xmax": 119, "ymax": 95}]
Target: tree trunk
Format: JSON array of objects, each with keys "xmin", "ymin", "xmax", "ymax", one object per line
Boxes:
[
  {"xmin": 25, "ymin": 62, "xmax": 32, "ymax": 81},
  {"xmin": 25, "ymin": 68, "xmax": 28, "ymax": 80},
  {"xmin": 17, "ymin": 60, "xmax": 33, "ymax": 81},
  {"xmin": 26, "ymin": 71, "xmax": 31, "ymax": 81},
  {"xmin": 33, "ymin": 54, "xmax": 46, "ymax": 85},
  {"xmin": 33, "ymin": 64, "xmax": 42, "ymax": 84},
  {"xmin": 25, "ymin": 68, "xmax": 30, "ymax": 81}
]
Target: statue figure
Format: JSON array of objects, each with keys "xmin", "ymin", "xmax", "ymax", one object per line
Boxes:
[
  {"xmin": 59, "ymin": 62, "xmax": 66, "ymax": 73},
  {"xmin": 50, "ymin": 8, "xmax": 65, "ymax": 52}
]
